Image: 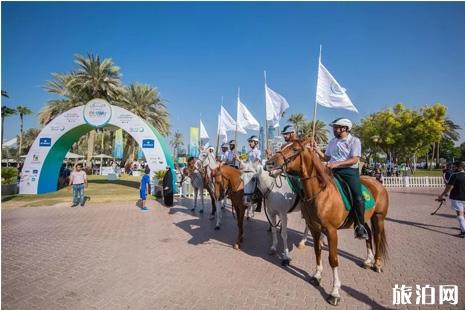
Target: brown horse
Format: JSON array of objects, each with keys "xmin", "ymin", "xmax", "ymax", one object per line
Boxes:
[
  {"xmin": 266, "ymin": 139, "xmax": 389, "ymax": 306},
  {"xmin": 211, "ymin": 164, "xmax": 247, "ymax": 250}
]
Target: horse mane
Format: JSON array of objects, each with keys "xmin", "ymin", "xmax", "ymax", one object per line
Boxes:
[{"xmin": 301, "ymin": 138, "xmax": 333, "ymax": 189}]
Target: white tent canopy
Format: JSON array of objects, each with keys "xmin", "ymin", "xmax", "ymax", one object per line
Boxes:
[
  {"xmin": 92, "ymin": 154, "xmax": 113, "ymax": 159},
  {"xmin": 65, "ymin": 152, "xmax": 85, "ymax": 159}
]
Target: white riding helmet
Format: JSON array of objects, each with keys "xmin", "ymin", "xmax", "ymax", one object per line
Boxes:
[
  {"xmin": 330, "ymin": 118, "xmax": 353, "ymax": 131},
  {"xmin": 247, "ymin": 135, "xmax": 259, "ymax": 143}
]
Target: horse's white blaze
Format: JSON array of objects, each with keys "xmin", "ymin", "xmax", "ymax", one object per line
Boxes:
[{"xmin": 330, "ymin": 267, "xmax": 341, "ymax": 298}]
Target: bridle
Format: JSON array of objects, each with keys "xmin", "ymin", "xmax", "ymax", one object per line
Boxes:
[{"xmin": 271, "ymin": 141, "xmax": 324, "ymax": 203}]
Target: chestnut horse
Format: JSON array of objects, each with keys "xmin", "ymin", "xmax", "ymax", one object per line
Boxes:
[
  {"xmin": 266, "ymin": 139, "xmax": 389, "ymax": 306},
  {"xmin": 211, "ymin": 164, "xmax": 247, "ymax": 250}
]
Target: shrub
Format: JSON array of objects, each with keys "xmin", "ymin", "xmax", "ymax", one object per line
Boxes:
[{"xmin": 1, "ymin": 167, "xmax": 18, "ymax": 185}]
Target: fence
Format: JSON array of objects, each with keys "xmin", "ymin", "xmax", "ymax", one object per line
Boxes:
[{"xmin": 383, "ymin": 176, "xmax": 444, "ymax": 188}]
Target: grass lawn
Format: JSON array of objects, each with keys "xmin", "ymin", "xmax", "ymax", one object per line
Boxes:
[{"xmin": 1, "ymin": 175, "xmax": 153, "ymax": 208}]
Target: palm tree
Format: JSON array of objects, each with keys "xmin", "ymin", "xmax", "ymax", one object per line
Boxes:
[
  {"xmin": 435, "ymin": 117, "xmax": 461, "ymax": 167},
  {"xmin": 18, "ymin": 128, "xmax": 41, "ymax": 155},
  {"xmin": 288, "ymin": 113, "xmax": 305, "ymax": 137},
  {"xmin": 1, "ymin": 106, "xmax": 17, "ymax": 146},
  {"xmin": 301, "ymin": 120, "xmax": 328, "ymax": 144},
  {"xmin": 170, "ymin": 131, "xmax": 184, "ymax": 160},
  {"xmin": 16, "ymin": 105, "xmax": 33, "ymax": 157},
  {"xmin": 120, "ymin": 83, "xmax": 170, "ymax": 164},
  {"xmin": 40, "ymin": 54, "xmax": 123, "ymax": 168}
]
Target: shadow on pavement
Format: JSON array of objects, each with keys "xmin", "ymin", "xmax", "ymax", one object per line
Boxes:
[
  {"xmin": 342, "ymin": 285, "xmax": 394, "ymax": 309},
  {"xmin": 385, "ymin": 217, "xmax": 459, "ymax": 236}
]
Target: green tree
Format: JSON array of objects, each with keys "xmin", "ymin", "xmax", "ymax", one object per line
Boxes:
[
  {"xmin": 18, "ymin": 128, "xmax": 41, "ymax": 154},
  {"xmin": 40, "ymin": 54, "xmax": 123, "ymax": 168},
  {"xmin": 170, "ymin": 131, "xmax": 184, "ymax": 159},
  {"xmin": 438, "ymin": 139, "xmax": 461, "ymax": 162},
  {"xmin": 287, "ymin": 113, "xmax": 306, "ymax": 136},
  {"xmin": 1, "ymin": 106, "xmax": 17, "ymax": 147},
  {"xmin": 460, "ymin": 142, "xmax": 465, "ymax": 161},
  {"xmin": 301, "ymin": 120, "xmax": 328, "ymax": 144},
  {"xmin": 15, "ymin": 105, "xmax": 33, "ymax": 157},
  {"xmin": 120, "ymin": 83, "xmax": 170, "ymax": 164}
]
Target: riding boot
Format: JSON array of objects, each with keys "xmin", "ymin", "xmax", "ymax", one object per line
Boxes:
[{"xmin": 353, "ymin": 198, "xmax": 368, "ymax": 240}]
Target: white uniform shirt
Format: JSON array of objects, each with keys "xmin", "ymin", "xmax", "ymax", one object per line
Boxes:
[
  {"xmin": 226, "ymin": 150, "xmax": 239, "ymax": 167},
  {"xmin": 220, "ymin": 150, "xmax": 228, "ymax": 162},
  {"xmin": 325, "ymin": 134, "xmax": 361, "ymax": 168},
  {"xmin": 70, "ymin": 170, "xmax": 87, "ymax": 185},
  {"xmin": 247, "ymin": 148, "xmax": 261, "ymax": 163}
]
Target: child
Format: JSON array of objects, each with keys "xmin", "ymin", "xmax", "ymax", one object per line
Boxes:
[{"xmin": 139, "ymin": 166, "xmax": 151, "ymax": 210}]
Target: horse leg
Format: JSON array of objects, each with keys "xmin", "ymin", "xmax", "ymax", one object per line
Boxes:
[
  {"xmin": 192, "ymin": 187, "xmax": 198, "ymax": 211},
  {"xmin": 297, "ymin": 224, "xmax": 309, "ymax": 250},
  {"xmin": 269, "ymin": 212, "xmax": 278, "ymax": 256},
  {"xmin": 234, "ymin": 203, "xmax": 245, "ymax": 250},
  {"xmin": 362, "ymin": 223, "xmax": 375, "ymax": 269},
  {"xmin": 215, "ymin": 203, "xmax": 222, "ymax": 230},
  {"xmin": 199, "ymin": 186, "xmax": 205, "ymax": 213},
  {"xmin": 371, "ymin": 213, "xmax": 386, "ymax": 273},
  {"xmin": 280, "ymin": 214, "xmax": 291, "ymax": 266},
  {"xmin": 309, "ymin": 229, "xmax": 323, "ymax": 287},
  {"xmin": 326, "ymin": 227, "xmax": 341, "ymax": 306}
]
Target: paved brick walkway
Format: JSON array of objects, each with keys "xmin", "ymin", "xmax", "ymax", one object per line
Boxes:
[{"xmin": 2, "ymin": 188, "xmax": 464, "ymax": 309}]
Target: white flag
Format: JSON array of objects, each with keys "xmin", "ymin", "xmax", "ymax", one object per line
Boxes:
[
  {"xmin": 217, "ymin": 114, "xmax": 228, "ymax": 143},
  {"xmin": 237, "ymin": 98, "xmax": 259, "ymax": 133},
  {"xmin": 265, "ymin": 84, "xmax": 289, "ymax": 128},
  {"xmin": 218, "ymin": 105, "xmax": 236, "ymax": 136},
  {"xmin": 200, "ymin": 120, "xmax": 209, "ymax": 139},
  {"xmin": 316, "ymin": 60, "xmax": 358, "ymax": 113}
]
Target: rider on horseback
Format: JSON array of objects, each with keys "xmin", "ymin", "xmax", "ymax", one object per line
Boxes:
[
  {"xmin": 313, "ymin": 118, "xmax": 369, "ymax": 240},
  {"xmin": 246, "ymin": 135, "xmax": 263, "ymax": 212},
  {"xmin": 281, "ymin": 125, "xmax": 297, "ymax": 143},
  {"xmin": 219, "ymin": 143, "xmax": 229, "ymax": 162},
  {"xmin": 226, "ymin": 140, "xmax": 240, "ymax": 168}
]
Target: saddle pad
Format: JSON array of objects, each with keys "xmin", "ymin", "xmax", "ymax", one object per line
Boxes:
[
  {"xmin": 286, "ymin": 175, "xmax": 304, "ymax": 197},
  {"xmin": 333, "ymin": 177, "xmax": 375, "ymax": 211}
]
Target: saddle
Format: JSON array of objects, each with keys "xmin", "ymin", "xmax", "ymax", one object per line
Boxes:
[{"xmin": 333, "ymin": 175, "xmax": 375, "ymax": 212}]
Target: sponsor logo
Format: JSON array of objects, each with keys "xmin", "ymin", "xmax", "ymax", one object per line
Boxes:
[
  {"xmin": 83, "ymin": 99, "xmax": 112, "ymax": 127},
  {"xmin": 39, "ymin": 138, "xmax": 52, "ymax": 147},
  {"xmin": 63, "ymin": 112, "xmax": 81, "ymax": 123},
  {"xmin": 33, "ymin": 170, "xmax": 38, "ymax": 174},
  {"xmin": 117, "ymin": 114, "xmax": 134, "ymax": 124},
  {"xmin": 142, "ymin": 139, "xmax": 155, "ymax": 148},
  {"xmin": 32, "ymin": 154, "xmax": 39, "ymax": 162},
  {"xmin": 50, "ymin": 125, "xmax": 66, "ymax": 132},
  {"xmin": 129, "ymin": 127, "xmax": 145, "ymax": 133}
]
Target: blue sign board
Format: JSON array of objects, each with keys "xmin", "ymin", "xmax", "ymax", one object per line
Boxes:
[
  {"xmin": 39, "ymin": 137, "xmax": 52, "ymax": 147},
  {"xmin": 142, "ymin": 139, "xmax": 155, "ymax": 148}
]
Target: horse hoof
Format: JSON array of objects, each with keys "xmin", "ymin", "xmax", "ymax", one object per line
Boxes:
[
  {"xmin": 214, "ymin": 226, "xmax": 220, "ymax": 230},
  {"xmin": 372, "ymin": 266, "xmax": 383, "ymax": 273},
  {"xmin": 309, "ymin": 277, "xmax": 321, "ymax": 287},
  {"xmin": 326, "ymin": 295, "xmax": 340, "ymax": 306},
  {"xmin": 233, "ymin": 244, "xmax": 240, "ymax": 250},
  {"xmin": 362, "ymin": 262, "xmax": 374, "ymax": 269},
  {"xmin": 268, "ymin": 249, "xmax": 277, "ymax": 256},
  {"xmin": 281, "ymin": 259, "xmax": 290, "ymax": 267},
  {"xmin": 296, "ymin": 242, "xmax": 305, "ymax": 250}
]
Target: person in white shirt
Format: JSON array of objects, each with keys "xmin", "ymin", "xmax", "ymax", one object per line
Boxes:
[
  {"xmin": 68, "ymin": 163, "xmax": 88, "ymax": 207},
  {"xmin": 246, "ymin": 136, "xmax": 261, "ymax": 163},
  {"xmin": 226, "ymin": 140, "xmax": 239, "ymax": 168},
  {"xmin": 219, "ymin": 143, "xmax": 229, "ymax": 162},
  {"xmin": 313, "ymin": 118, "xmax": 368, "ymax": 240}
]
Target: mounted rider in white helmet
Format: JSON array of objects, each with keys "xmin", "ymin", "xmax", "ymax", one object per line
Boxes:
[{"xmin": 314, "ymin": 117, "xmax": 368, "ymax": 240}]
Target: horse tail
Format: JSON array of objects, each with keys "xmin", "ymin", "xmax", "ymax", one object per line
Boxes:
[{"xmin": 371, "ymin": 211, "xmax": 389, "ymax": 262}]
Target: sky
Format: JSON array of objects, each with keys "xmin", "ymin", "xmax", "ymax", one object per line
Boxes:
[{"xmin": 2, "ymin": 1, "xmax": 465, "ymax": 149}]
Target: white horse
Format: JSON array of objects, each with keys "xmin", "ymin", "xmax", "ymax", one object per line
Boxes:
[{"xmin": 240, "ymin": 160, "xmax": 310, "ymax": 266}]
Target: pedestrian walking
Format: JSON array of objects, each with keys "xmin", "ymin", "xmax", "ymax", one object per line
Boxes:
[
  {"xmin": 438, "ymin": 161, "xmax": 465, "ymax": 238},
  {"xmin": 163, "ymin": 166, "xmax": 174, "ymax": 206},
  {"xmin": 68, "ymin": 163, "xmax": 88, "ymax": 207}
]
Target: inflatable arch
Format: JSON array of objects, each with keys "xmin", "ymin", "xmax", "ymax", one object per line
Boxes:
[{"xmin": 19, "ymin": 99, "xmax": 175, "ymax": 194}]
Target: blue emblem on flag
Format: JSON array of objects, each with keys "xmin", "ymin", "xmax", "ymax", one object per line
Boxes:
[{"xmin": 142, "ymin": 139, "xmax": 155, "ymax": 148}]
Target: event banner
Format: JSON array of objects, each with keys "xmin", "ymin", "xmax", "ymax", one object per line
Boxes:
[
  {"xmin": 113, "ymin": 128, "xmax": 123, "ymax": 159},
  {"xmin": 189, "ymin": 127, "xmax": 200, "ymax": 157}
]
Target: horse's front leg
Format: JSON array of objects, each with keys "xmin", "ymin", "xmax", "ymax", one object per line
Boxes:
[
  {"xmin": 280, "ymin": 214, "xmax": 291, "ymax": 266},
  {"xmin": 269, "ymin": 212, "xmax": 278, "ymax": 256},
  {"xmin": 234, "ymin": 202, "xmax": 245, "ymax": 250},
  {"xmin": 199, "ymin": 186, "xmax": 205, "ymax": 213},
  {"xmin": 191, "ymin": 187, "xmax": 198, "ymax": 211},
  {"xmin": 309, "ymin": 228, "xmax": 323, "ymax": 287},
  {"xmin": 326, "ymin": 227, "xmax": 341, "ymax": 306}
]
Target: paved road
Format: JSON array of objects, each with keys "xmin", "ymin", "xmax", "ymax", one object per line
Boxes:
[{"xmin": 2, "ymin": 188, "xmax": 464, "ymax": 309}]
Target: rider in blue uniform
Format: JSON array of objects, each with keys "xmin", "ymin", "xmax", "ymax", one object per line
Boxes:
[{"xmin": 313, "ymin": 118, "xmax": 369, "ymax": 240}]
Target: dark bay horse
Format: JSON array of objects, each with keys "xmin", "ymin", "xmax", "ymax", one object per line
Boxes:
[
  {"xmin": 211, "ymin": 164, "xmax": 247, "ymax": 250},
  {"xmin": 266, "ymin": 139, "xmax": 389, "ymax": 306}
]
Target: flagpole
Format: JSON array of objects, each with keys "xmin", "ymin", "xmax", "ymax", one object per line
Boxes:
[
  {"xmin": 235, "ymin": 88, "xmax": 239, "ymax": 149},
  {"xmin": 198, "ymin": 113, "xmax": 202, "ymax": 156},
  {"xmin": 311, "ymin": 45, "xmax": 322, "ymax": 143},
  {"xmin": 215, "ymin": 97, "xmax": 223, "ymax": 158},
  {"xmin": 264, "ymin": 70, "xmax": 269, "ymax": 155}
]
